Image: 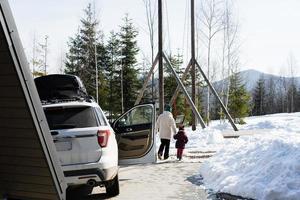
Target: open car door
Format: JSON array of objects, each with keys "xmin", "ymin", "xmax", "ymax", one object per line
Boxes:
[{"xmin": 112, "ymin": 104, "xmax": 156, "ymax": 165}]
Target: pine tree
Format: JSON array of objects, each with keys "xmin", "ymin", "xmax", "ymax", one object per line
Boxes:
[
  {"xmin": 164, "ymin": 53, "xmax": 183, "ymax": 102},
  {"xmin": 140, "ymin": 58, "xmax": 155, "ymax": 103},
  {"xmin": 105, "ymin": 31, "xmax": 122, "ymax": 119},
  {"xmin": 296, "ymin": 87, "xmax": 300, "ymax": 112},
  {"xmin": 164, "ymin": 53, "xmax": 185, "ymax": 119},
  {"xmin": 211, "ymin": 94, "xmax": 220, "ymax": 120},
  {"xmin": 118, "ymin": 15, "xmax": 141, "ymax": 112},
  {"xmin": 252, "ymin": 76, "xmax": 266, "ymax": 116},
  {"xmin": 287, "ymin": 82, "xmax": 297, "ymax": 113},
  {"xmin": 265, "ymin": 77, "xmax": 276, "ymax": 114},
  {"xmin": 278, "ymin": 76, "xmax": 288, "ymax": 113},
  {"xmin": 163, "ymin": 53, "xmax": 200, "ymax": 125},
  {"xmin": 65, "ymin": 4, "xmax": 106, "ymax": 103},
  {"xmin": 97, "ymin": 39, "xmax": 110, "ymax": 109},
  {"xmin": 228, "ymin": 72, "xmax": 251, "ymax": 124}
]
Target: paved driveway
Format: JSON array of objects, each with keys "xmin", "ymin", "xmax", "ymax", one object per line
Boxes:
[{"xmin": 88, "ymin": 153, "xmax": 210, "ymax": 200}]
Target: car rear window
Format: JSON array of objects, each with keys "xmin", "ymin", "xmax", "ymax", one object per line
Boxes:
[
  {"xmin": 95, "ymin": 107, "xmax": 108, "ymax": 126},
  {"xmin": 44, "ymin": 106, "xmax": 97, "ymax": 130}
]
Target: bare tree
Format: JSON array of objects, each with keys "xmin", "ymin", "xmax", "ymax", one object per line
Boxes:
[
  {"xmin": 279, "ymin": 67, "xmax": 289, "ymax": 113},
  {"xmin": 58, "ymin": 46, "xmax": 66, "ymax": 74},
  {"xmin": 31, "ymin": 33, "xmax": 38, "ymax": 76},
  {"xmin": 30, "ymin": 32, "xmax": 45, "ymax": 77},
  {"xmin": 143, "ymin": 0, "xmax": 157, "ymax": 101},
  {"xmin": 38, "ymin": 35, "xmax": 49, "ymax": 75},
  {"xmin": 143, "ymin": 0, "xmax": 157, "ymax": 63},
  {"xmin": 287, "ymin": 54, "xmax": 298, "ymax": 112},
  {"xmin": 219, "ymin": 0, "xmax": 239, "ymax": 121},
  {"xmin": 223, "ymin": 0, "xmax": 239, "ymax": 110},
  {"xmin": 197, "ymin": 0, "xmax": 224, "ymax": 125}
]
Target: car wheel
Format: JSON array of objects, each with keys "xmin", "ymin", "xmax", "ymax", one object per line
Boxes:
[
  {"xmin": 66, "ymin": 185, "xmax": 93, "ymax": 200},
  {"xmin": 105, "ymin": 174, "xmax": 120, "ymax": 197}
]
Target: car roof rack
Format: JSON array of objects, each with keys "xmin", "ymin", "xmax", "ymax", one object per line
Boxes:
[{"xmin": 41, "ymin": 96, "xmax": 94, "ymax": 105}]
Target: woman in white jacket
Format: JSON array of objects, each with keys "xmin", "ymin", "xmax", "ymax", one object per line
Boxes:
[{"xmin": 155, "ymin": 104, "xmax": 177, "ymax": 160}]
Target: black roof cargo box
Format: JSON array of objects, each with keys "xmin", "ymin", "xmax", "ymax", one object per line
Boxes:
[{"xmin": 35, "ymin": 74, "xmax": 88, "ymax": 101}]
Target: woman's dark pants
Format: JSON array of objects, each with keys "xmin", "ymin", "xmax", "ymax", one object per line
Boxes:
[{"xmin": 158, "ymin": 139, "xmax": 170, "ymax": 159}]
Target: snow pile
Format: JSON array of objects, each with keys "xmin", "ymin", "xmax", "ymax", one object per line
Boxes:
[
  {"xmin": 184, "ymin": 126, "xmax": 224, "ymax": 148},
  {"xmin": 206, "ymin": 130, "xmax": 224, "ymax": 144},
  {"xmin": 185, "ymin": 126, "xmax": 224, "ymax": 145},
  {"xmin": 239, "ymin": 113, "xmax": 300, "ymax": 132},
  {"xmin": 198, "ymin": 112, "xmax": 300, "ymax": 200}
]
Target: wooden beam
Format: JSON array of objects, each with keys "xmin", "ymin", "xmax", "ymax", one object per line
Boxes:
[
  {"xmin": 134, "ymin": 54, "xmax": 159, "ymax": 105},
  {"xmin": 163, "ymin": 52, "xmax": 206, "ymax": 129},
  {"xmin": 195, "ymin": 60, "xmax": 238, "ymax": 131},
  {"xmin": 169, "ymin": 59, "xmax": 192, "ymax": 105}
]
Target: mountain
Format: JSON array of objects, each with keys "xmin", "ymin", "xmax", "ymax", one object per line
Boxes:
[
  {"xmin": 141, "ymin": 69, "xmax": 300, "ymax": 102},
  {"xmin": 215, "ymin": 69, "xmax": 300, "ymax": 91}
]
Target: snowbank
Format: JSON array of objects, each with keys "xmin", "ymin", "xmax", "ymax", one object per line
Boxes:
[{"xmin": 197, "ymin": 112, "xmax": 300, "ymax": 200}]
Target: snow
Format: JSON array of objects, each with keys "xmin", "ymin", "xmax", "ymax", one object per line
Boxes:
[
  {"xmin": 181, "ymin": 112, "xmax": 300, "ymax": 200},
  {"xmin": 94, "ymin": 112, "xmax": 300, "ymax": 199}
]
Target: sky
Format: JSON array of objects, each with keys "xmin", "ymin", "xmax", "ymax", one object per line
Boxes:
[{"xmin": 7, "ymin": 0, "xmax": 300, "ymax": 77}]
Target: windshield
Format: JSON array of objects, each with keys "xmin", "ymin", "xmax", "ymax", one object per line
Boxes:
[{"xmin": 44, "ymin": 106, "xmax": 97, "ymax": 130}]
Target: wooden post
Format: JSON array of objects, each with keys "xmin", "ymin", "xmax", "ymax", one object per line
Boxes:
[
  {"xmin": 158, "ymin": 0, "xmax": 164, "ymax": 114},
  {"xmin": 191, "ymin": 0, "xmax": 196, "ymax": 130}
]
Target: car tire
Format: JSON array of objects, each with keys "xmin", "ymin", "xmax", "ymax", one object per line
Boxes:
[
  {"xmin": 106, "ymin": 174, "xmax": 120, "ymax": 197},
  {"xmin": 66, "ymin": 185, "xmax": 93, "ymax": 200}
]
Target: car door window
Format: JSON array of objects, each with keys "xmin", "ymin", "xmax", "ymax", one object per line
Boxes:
[{"xmin": 116, "ymin": 106, "xmax": 153, "ymax": 128}]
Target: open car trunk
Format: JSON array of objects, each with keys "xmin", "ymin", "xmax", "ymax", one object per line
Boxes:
[
  {"xmin": 34, "ymin": 74, "xmax": 88, "ymax": 102},
  {"xmin": 0, "ymin": 1, "xmax": 67, "ymax": 199}
]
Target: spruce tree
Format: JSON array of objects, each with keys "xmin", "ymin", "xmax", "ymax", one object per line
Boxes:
[
  {"xmin": 118, "ymin": 15, "xmax": 141, "ymax": 112},
  {"xmin": 139, "ymin": 58, "xmax": 156, "ymax": 104},
  {"xmin": 228, "ymin": 72, "xmax": 251, "ymax": 124},
  {"xmin": 106, "ymin": 31, "xmax": 122, "ymax": 119},
  {"xmin": 164, "ymin": 53, "xmax": 185, "ymax": 118},
  {"xmin": 164, "ymin": 53, "xmax": 183, "ymax": 102},
  {"xmin": 211, "ymin": 95, "xmax": 220, "ymax": 120},
  {"xmin": 164, "ymin": 53, "xmax": 197, "ymax": 124},
  {"xmin": 65, "ymin": 4, "xmax": 106, "ymax": 103},
  {"xmin": 296, "ymin": 87, "xmax": 300, "ymax": 112},
  {"xmin": 252, "ymin": 76, "xmax": 266, "ymax": 116},
  {"xmin": 287, "ymin": 82, "xmax": 297, "ymax": 113},
  {"xmin": 265, "ymin": 77, "xmax": 276, "ymax": 114}
]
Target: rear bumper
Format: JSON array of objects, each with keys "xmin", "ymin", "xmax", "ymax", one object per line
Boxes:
[{"xmin": 64, "ymin": 166, "xmax": 118, "ymax": 186}]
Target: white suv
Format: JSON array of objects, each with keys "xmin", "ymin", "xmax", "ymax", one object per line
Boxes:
[
  {"xmin": 43, "ymin": 100, "xmax": 120, "ymax": 197},
  {"xmin": 35, "ymin": 74, "xmax": 157, "ymax": 198}
]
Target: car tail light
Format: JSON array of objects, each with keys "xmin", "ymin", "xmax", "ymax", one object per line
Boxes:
[{"xmin": 97, "ymin": 130, "xmax": 111, "ymax": 147}]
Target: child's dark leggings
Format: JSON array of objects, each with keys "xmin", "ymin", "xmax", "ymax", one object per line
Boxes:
[{"xmin": 177, "ymin": 148, "xmax": 184, "ymax": 159}]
